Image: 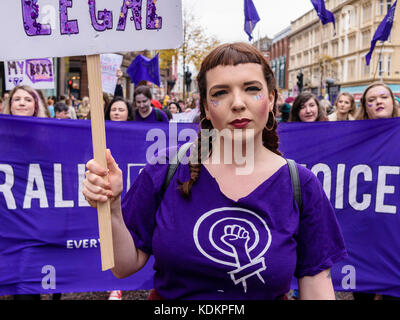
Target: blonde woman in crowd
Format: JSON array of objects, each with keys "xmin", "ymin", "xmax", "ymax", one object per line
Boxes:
[
  {"xmin": 2, "ymin": 85, "xmax": 48, "ymax": 118},
  {"xmin": 78, "ymin": 96, "xmax": 91, "ymax": 119},
  {"xmin": 328, "ymin": 93, "xmax": 356, "ymax": 121}
]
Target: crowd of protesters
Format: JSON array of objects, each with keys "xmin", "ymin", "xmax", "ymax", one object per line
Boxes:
[{"xmin": 1, "ymin": 73, "xmax": 400, "ymax": 301}]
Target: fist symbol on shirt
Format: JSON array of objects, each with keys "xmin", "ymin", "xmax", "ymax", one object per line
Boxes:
[{"xmin": 221, "ymin": 225, "xmax": 251, "ymax": 267}]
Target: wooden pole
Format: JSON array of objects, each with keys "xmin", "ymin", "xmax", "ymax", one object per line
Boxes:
[{"xmin": 86, "ymin": 54, "xmax": 114, "ymax": 271}]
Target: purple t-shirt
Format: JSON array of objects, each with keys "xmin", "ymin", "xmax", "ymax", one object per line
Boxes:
[
  {"xmin": 122, "ymin": 151, "xmax": 347, "ymax": 300},
  {"xmin": 135, "ymin": 107, "xmax": 169, "ymax": 122}
]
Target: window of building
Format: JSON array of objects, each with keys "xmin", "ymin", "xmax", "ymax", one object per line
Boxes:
[
  {"xmin": 378, "ymin": 55, "xmax": 383, "ymax": 77},
  {"xmin": 362, "ymin": 57, "xmax": 370, "ymax": 78},
  {"xmin": 387, "ymin": 54, "xmax": 391, "ymax": 77},
  {"xmin": 332, "ymin": 41, "xmax": 338, "ymax": 57},
  {"xmin": 362, "ymin": 30, "xmax": 371, "ymax": 49},
  {"xmin": 348, "ymin": 35, "xmax": 356, "ymax": 52},
  {"xmin": 348, "ymin": 60, "xmax": 356, "ymax": 81},
  {"xmin": 380, "ymin": 0, "xmax": 385, "ymax": 15},
  {"xmin": 362, "ymin": 2, "xmax": 372, "ymax": 23}
]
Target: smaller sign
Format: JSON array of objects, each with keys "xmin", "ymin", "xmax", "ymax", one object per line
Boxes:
[
  {"xmin": 100, "ymin": 54, "xmax": 123, "ymax": 95},
  {"xmin": 5, "ymin": 58, "xmax": 55, "ymax": 90}
]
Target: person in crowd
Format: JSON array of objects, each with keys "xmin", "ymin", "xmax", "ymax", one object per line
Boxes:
[
  {"xmin": 66, "ymin": 97, "xmax": 77, "ymax": 119},
  {"xmin": 54, "ymin": 102, "xmax": 70, "ymax": 119},
  {"xmin": 133, "ymin": 85, "xmax": 169, "ymax": 122},
  {"xmin": 47, "ymin": 97, "xmax": 55, "ymax": 118},
  {"xmin": 0, "ymin": 97, "xmax": 3, "ymax": 113},
  {"xmin": 78, "ymin": 96, "xmax": 91, "ymax": 120},
  {"xmin": 2, "ymin": 85, "xmax": 62, "ymax": 300},
  {"xmin": 3, "ymin": 85, "xmax": 48, "ymax": 118},
  {"xmin": 328, "ymin": 93, "xmax": 356, "ymax": 121},
  {"xmin": 353, "ymin": 82, "xmax": 399, "ymax": 301},
  {"xmin": 114, "ymin": 68, "xmax": 124, "ymax": 98},
  {"xmin": 319, "ymin": 99, "xmax": 333, "ymax": 116},
  {"xmin": 104, "ymin": 96, "xmax": 134, "ymax": 300},
  {"xmin": 167, "ymin": 101, "xmax": 180, "ymax": 114},
  {"xmin": 279, "ymin": 97, "xmax": 293, "ymax": 123},
  {"xmin": 356, "ymin": 82, "xmax": 399, "ymax": 120},
  {"xmin": 82, "ymin": 42, "xmax": 346, "ymax": 300},
  {"xmin": 274, "ymin": 93, "xmax": 284, "ymax": 122},
  {"xmin": 177, "ymin": 100, "xmax": 186, "ymax": 113},
  {"xmin": 289, "ymin": 92, "xmax": 328, "ymax": 122},
  {"xmin": 105, "ymin": 96, "xmax": 134, "ymax": 122}
]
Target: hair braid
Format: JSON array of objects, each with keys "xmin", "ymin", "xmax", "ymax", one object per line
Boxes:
[{"xmin": 178, "ymin": 118, "xmax": 214, "ymax": 198}]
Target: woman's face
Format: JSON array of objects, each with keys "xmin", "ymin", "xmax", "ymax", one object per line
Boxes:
[
  {"xmin": 169, "ymin": 103, "xmax": 178, "ymax": 114},
  {"xmin": 204, "ymin": 63, "xmax": 274, "ymax": 144},
  {"xmin": 298, "ymin": 98, "xmax": 318, "ymax": 122},
  {"xmin": 109, "ymin": 101, "xmax": 129, "ymax": 121},
  {"xmin": 10, "ymin": 89, "xmax": 36, "ymax": 117},
  {"xmin": 364, "ymin": 86, "xmax": 394, "ymax": 119},
  {"xmin": 336, "ymin": 95, "xmax": 352, "ymax": 115},
  {"xmin": 135, "ymin": 93, "xmax": 151, "ymax": 114}
]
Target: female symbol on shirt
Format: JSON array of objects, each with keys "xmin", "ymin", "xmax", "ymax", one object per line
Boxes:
[{"xmin": 193, "ymin": 207, "xmax": 272, "ymax": 293}]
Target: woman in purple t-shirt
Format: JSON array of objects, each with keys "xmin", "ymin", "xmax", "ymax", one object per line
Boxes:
[
  {"xmin": 83, "ymin": 43, "xmax": 346, "ymax": 300},
  {"xmin": 133, "ymin": 85, "xmax": 169, "ymax": 122}
]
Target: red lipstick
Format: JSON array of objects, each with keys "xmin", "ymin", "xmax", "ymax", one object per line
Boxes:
[{"xmin": 230, "ymin": 118, "xmax": 251, "ymax": 129}]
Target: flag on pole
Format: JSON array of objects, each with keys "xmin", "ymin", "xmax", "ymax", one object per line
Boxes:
[
  {"xmin": 244, "ymin": 0, "xmax": 260, "ymax": 41},
  {"xmin": 127, "ymin": 54, "xmax": 161, "ymax": 87},
  {"xmin": 365, "ymin": 0, "xmax": 397, "ymax": 66},
  {"xmin": 310, "ymin": 0, "xmax": 336, "ymax": 32}
]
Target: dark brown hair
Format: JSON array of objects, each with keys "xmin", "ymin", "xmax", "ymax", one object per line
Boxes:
[
  {"xmin": 357, "ymin": 82, "xmax": 399, "ymax": 120},
  {"xmin": 104, "ymin": 96, "xmax": 134, "ymax": 121},
  {"xmin": 179, "ymin": 42, "xmax": 281, "ymax": 198},
  {"xmin": 289, "ymin": 92, "xmax": 327, "ymax": 122}
]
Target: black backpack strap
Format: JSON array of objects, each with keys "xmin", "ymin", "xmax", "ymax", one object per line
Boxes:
[
  {"xmin": 161, "ymin": 142, "xmax": 193, "ymax": 194},
  {"xmin": 286, "ymin": 159, "xmax": 303, "ymax": 213},
  {"xmin": 155, "ymin": 108, "xmax": 162, "ymax": 121}
]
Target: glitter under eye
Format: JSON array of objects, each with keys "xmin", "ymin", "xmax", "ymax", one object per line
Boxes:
[
  {"xmin": 210, "ymin": 100, "xmax": 220, "ymax": 107},
  {"xmin": 253, "ymin": 93, "xmax": 265, "ymax": 101}
]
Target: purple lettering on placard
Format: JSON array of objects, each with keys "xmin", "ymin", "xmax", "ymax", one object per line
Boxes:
[
  {"xmin": 88, "ymin": 0, "xmax": 113, "ymax": 32},
  {"xmin": 60, "ymin": 0, "xmax": 79, "ymax": 35},
  {"xmin": 117, "ymin": 0, "xmax": 143, "ymax": 31},
  {"xmin": 146, "ymin": 0, "xmax": 162, "ymax": 30},
  {"xmin": 26, "ymin": 59, "xmax": 54, "ymax": 83},
  {"xmin": 7, "ymin": 62, "xmax": 18, "ymax": 76},
  {"xmin": 17, "ymin": 61, "xmax": 25, "ymax": 74},
  {"xmin": 21, "ymin": 0, "xmax": 52, "ymax": 36}
]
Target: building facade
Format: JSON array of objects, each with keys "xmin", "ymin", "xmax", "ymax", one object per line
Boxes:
[
  {"xmin": 269, "ymin": 27, "xmax": 291, "ymax": 95},
  {"xmin": 288, "ymin": 0, "xmax": 400, "ymax": 103}
]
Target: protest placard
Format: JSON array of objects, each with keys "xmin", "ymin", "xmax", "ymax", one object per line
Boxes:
[
  {"xmin": 5, "ymin": 58, "xmax": 55, "ymax": 90},
  {"xmin": 100, "ymin": 54, "xmax": 123, "ymax": 95},
  {"xmin": 0, "ymin": 1, "xmax": 183, "ymax": 60},
  {"xmin": 0, "ymin": 0, "xmax": 183, "ymax": 271}
]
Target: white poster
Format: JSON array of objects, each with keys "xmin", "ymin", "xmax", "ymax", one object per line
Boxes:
[
  {"xmin": 0, "ymin": 0, "xmax": 183, "ymax": 60},
  {"xmin": 100, "ymin": 54, "xmax": 123, "ymax": 95},
  {"xmin": 5, "ymin": 58, "xmax": 55, "ymax": 90}
]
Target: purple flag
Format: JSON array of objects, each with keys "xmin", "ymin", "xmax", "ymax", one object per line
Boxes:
[
  {"xmin": 244, "ymin": 0, "xmax": 260, "ymax": 41},
  {"xmin": 310, "ymin": 0, "xmax": 336, "ymax": 31},
  {"xmin": 127, "ymin": 54, "xmax": 161, "ymax": 87},
  {"xmin": 366, "ymin": 0, "xmax": 397, "ymax": 66}
]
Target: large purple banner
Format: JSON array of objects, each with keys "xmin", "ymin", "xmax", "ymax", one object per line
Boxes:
[{"xmin": 0, "ymin": 115, "xmax": 399, "ymax": 296}]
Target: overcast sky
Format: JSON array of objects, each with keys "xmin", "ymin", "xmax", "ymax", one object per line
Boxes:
[{"xmin": 184, "ymin": 0, "xmax": 314, "ymax": 43}]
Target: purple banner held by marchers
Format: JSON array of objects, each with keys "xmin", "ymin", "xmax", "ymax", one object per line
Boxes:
[{"xmin": 0, "ymin": 115, "xmax": 400, "ymax": 296}]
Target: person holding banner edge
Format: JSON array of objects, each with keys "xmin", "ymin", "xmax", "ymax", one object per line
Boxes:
[
  {"xmin": 352, "ymin": 81, "xmax": 399, "ymax": 301},
  {"xmin": 83, "ymin": 42, "xmax": 346, "ymax": 300}
]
